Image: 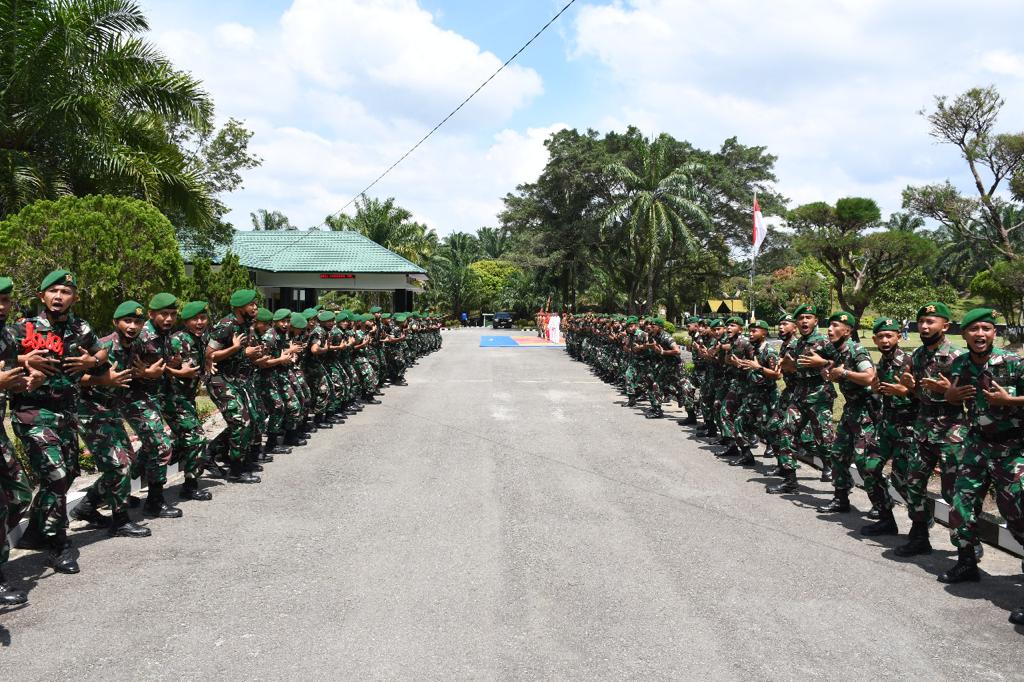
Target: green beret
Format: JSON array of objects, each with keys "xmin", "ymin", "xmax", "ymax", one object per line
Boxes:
[
  {"xmin": 180, "ymin": 301, "xmax": 208, "ymax": 321},
  {"xmin": 148, "ymin": 292, "xmax": 177, "ymax": 311},
  {"xmin": 778, "ymin": 313, "xmax": 795, "ymax": 323},
  {"xmin": 917, "ymin": 301, "xmax": 951, "ymax": 321},
  {"xmin": 828, "ymin": 311, "xmax": 857, "ymax": 329},
  {"xmin": 872, "ymin": 317, "xmax": 900, "ymax": 334},
  {"xmin": 0, "ymin": 277, "xmax": 12, "ymax": 295},
  {"xmin": 725, "ymin": 316, "xmax": 744, "ymax": 326},
  {"xmin": 749, "ymin": 320, "xmax": 770, "ymax": 330},
  {"xmin": 793, "ymin": 303, "xmax": 818, "ymax": 318},
  {"xmin": 256, "ymin": 307, "xmax": 273, "ymax": 322},
  {"xmin": 229, "ymin": 289, "xmax": 257, "ymax": 308},
  {"xmin": 312, "ymin": 304, "xmax": 323, "ymax": 312},
  {"xmin": 369, "ymin": 306, "xmax": 382, "ymax": 314},
  {"xmin": 289, "ymin": 312, "xmax": 308, "ymax": 329},
  {"xmin": 381, "ymin": 312, "xmax": 392, "ymax": 320},
  {"xmin": 317, "ymin": 310, "xmax": 334, "ymax": 322},
  {"xmin": 686, "ymin": 316, "xmax": 700, "ymax": 324},
  {"xmin": 335, "ymin": 311, "xmax": 349, "ymax": 322},
  {"xmin": 395, "ymin": 313, "xmax": 408, "ymax": 322},
  {"xmin": 960, "ymin": 308, "xmax": 998, "ymax": 330},
  {"xmin": 272, "ymin": 308, "xmax": 292, "ymax": 322},
  {"xmin": 709, "ymin": 318, "xmax": 724, "ymax": 328},
  {"xmin": 40, "ymin": 269, "xmax": 76, "ymax": 291},
  {"xmin": 626, "ymin": 316, "xmax": 639, "ymax": 324},
  {"xmin": 113, "ymin": 300, "xmax": 145, "ymax": 320}
]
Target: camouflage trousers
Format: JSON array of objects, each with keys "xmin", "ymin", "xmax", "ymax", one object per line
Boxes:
[
  {"xmin": 375, "ymin": 347, "xmax": 387, "ymax": 387},
  {"xmin": 738, "ymin": 387, "xmax": 778, "ymax": 449},
  {"xmin": 354, "ymin": 354, "xmax": 378, "ymax": 396},
  {"xmin": 289, "ymin": 368, "xmax": 311, "ymax": 417},
  {"xmin": 258, "ymin": 373, "xmax": 286, "ymax": 436},
  {"xmin": 326, "ymin": 362, "xmax": 346, "ymax": 411},
  {"xmin": 79, "ymin": 397, "xmax": 134, "ymax": 514},
  {"xmin": 949, "ymin": 434, "xmax": 1024, "ymax": 550},
  {"xmin": 856, "ymin": 418, "xmax": 914, "ymax": 512},
  {"xmin": 206, "ymin": 377, "xmax": 255, "ymax": 462},
  {"xmin": 12, "ymin": 407, "xmax": 79, "ymax": 537},
  {"xmin": 342, "ymin": 360, "xmax": 362, "ymax": 402},
  {"xmin": 305, "ymin": 367, "xmax": 330, "ymax": 417},
  {"xmin": 386, "ymin": 350, "xmax": 407, "ymax": 380},
  {"xmin": 0, "ymin": 431, "xmax": 32, "ymax": 565},
  {"xmin": 657, "ymin": 362, "xmax": 684, "ymax": 408},
  {"xmin": 764, "ymin": 385, "xmax": 792, "ymax": 451},
  {"xmin": 719, "ymin": 381, "xmax": 748, "ymax": 446},
  {"xmin": 163, "ymin": 392, "xmax": 207, "ymax": 481},
  {"xmin": 904, "ymin": 414, "xmax": 967, "ymax": 523},
  {"xmin": 124, "ymin": 395, "xmax": 174, "ymax": 486},
  {"xmin": 775, "ymin": 385, "xmax": 835, "ymax": 471},
  {"xmin": 279, "ymin": 374, "xmax": 303, "ymax": 431},
  {"xmin": 700, "ymin": 370, "xmax": 719, "ymax": 425},
  {"xmin": 829, "ymin": 399, "xmax": 877, "ymax": 492},
  {"xmin": 712, "ymin": 380, "xmax": 730, "ymax": 432}
]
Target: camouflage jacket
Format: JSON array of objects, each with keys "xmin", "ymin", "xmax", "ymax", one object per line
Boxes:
[
  {"xmin": 169, "ymin": 329, "xmax": 207, "ymax": 397},
  {"xmin": 723, "ymin": 332, "xmax": 754, "ymax": 381},
  {"xmin": 85, "ymin": 331, "xmax": 137, "ymax": 406},
  {"xmin": 748, "ymin": 338, "xmax": 780, "ymax": 389},
  {"xmin": 832, "ymin": 338, "xmax": 875, "ymax": 404},
  {"xmin": 207, "ymin": 314, "xmax": 257, "ymax": 382},
  {"xmin": 910, "ymin": 338, "xmax": 964, "ymax": 418},
  {"xmin": 949, "ymin": 348, "xmax": 1024, "ymax": 446},
  {"xmin": 130, "ymin": 320, "xmax": 177, "ymax": 401},
  {"xmin": 876, "ymin": 346, "xmax": 915, "ymax": 422},
  {"xmin": 11, "ymin": 312, "xmax": 101, "ymax": 411}
]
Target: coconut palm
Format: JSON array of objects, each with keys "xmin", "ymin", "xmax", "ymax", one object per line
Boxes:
[
  {"xmin": 602, "ymin": 134, "xmax": 710, "ymax": 313},
  {"xmin": 0, "ymin": 0, "xmax": 215, "ymax": 224},
  {"xmin": 325, "ymin": 194, "xmax": 438, "ymax": 266}
]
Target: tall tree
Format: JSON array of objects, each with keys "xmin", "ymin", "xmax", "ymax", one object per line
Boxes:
[
  {"xmin": 325, "ymin": 194, "xmax": 437, "ymax": 265},
  {"xmin": 250, "ymin": 209, "xmax": 296, "ymax": 231},
  {"xmin": 0, "ymin": 0, "xmax": 215, "ymax": 226},
  {"xmin": 476, "ymin": 227, "xmax": 511, "ymax": 259}
]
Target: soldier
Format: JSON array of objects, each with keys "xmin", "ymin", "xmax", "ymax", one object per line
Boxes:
[
  {"xmin": 386, "ymin": 314, "xmax": 409, "ymax": 386},
  {"xmin": 621, "ymin": 317, "xmax": 642, "ymax": 407},
  {"xmin": 859, "ymin": 317, "xmax": 916, "ymax": 536},
  {"xmin": 74, "ymin": 301, "xmax": 152, "ymax": 537},
  {"xmin": 767, "ymin": 304, "xmax": 837, "ymax": 495},
  {"xmin": 678, "ymin": 316, "xmax": 702, "ymax": 425},
  {"xmin": 272, "ymin": 309, "xmax": 307, "ymax": 447},
  {"xmin": 254, "ymin": 307, "xmax": 297, "ymax": 454},
  {"xmin": 718, "ymin": 316, "xmax": 755, "ymax": 461},
  {"xmin": 205, "ymin": 289, "xmax": 262, "ymax": 484},
  {"xmin": 124, "ymin": 292, "xmax": 182, "ymax": 519},
  {"xmin": 815, "ymin": 311, "xmax": 878, "ymax": 515},
  {"xmin": 695, "ymin": 319, "xmax": 724, "ymax": 437},
  {"xmin": 369, "ymin": 306, "xmax": 387, "ymax": 388},
  {"xmin": 168, "ymin": 301, "xmax": 216, "ymax": 500},
  {"xmin": 764, "ymin": 313, "xmax": 798, "ymax": 471},
  {"xmin": 305, "ymin": 310, "xmax": 335, "ymax": 428},
  {"xmin": 894, "ymin": 302, "xmax": 966, "ymax": 557},
  {"xmin": 0, "ymin": 277, "xmax": 37, "ymax": 604},
  {"xmin": 12, "ymin": 269, "xmax": 106, "ymax": 574},
  {"xmin": 937, "ymin": 309, "xmax": 1024, "ymax": 599},
  {"xmin": 732, "ymin": 320, "xmax": 779, "ymax": 467}
]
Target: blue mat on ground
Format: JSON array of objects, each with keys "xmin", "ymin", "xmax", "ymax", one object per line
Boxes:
[{"xmin": 479, "ymin": 335, "xmax": 564, "ymax": 348}]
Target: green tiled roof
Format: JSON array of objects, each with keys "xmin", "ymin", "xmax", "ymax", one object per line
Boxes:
[{"xmin": 188, "ymin": 230, "xmax": 427, "ymax": 274}]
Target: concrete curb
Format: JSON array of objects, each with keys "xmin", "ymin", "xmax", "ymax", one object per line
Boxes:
[
  {"xmin": 793, "ymin": 451, "xmax": 1024, "ymax": 558},
  {"xmin": 5, "ymin": 414, "xmax": 226, "ymax": 551}
]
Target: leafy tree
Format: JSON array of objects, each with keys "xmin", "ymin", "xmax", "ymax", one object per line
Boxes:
[
  {"xmin": 0, "ymin": 0, "xmax": 215, "ymax": 227},
  {"xmin": 476, "ymin": 227, "xmax": 511, "ymax": 259},
  {"xmin": 317, "ymin": 290, "xmax": 363, "ymax": 312},
  {"xmin": 0, "ymin": 195, "xmax": 184, "ymax": 329},
  {"xmin": 468, "ymin": 259, "xmax": 522, "ymax": 311},
  {"xmin": 250, "ymin": 209, "xmax": 296, "ymax": 231},
  {"xmin": 789, "ymin": 199, "xmax": 937, "ymax": 319},
  {"xmin": 873, "ymin": 267, "xmax": 958, "ymax": 323},
  {"xmin": 425, "ymin": 232, "xmax": 482, "ymax": 316},
  {"xmin": 181, "ymin": 252, "xmax": 256, "ymax": 320},
  {"xmin": 325, "ymin": 194, "xmax": 437, "ymax": 266},
  {"xmin": 970, "ymin": 259, "xmax": 1024, "ymax": 338}
]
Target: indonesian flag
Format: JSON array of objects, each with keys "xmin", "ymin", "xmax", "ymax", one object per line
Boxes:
[{"xmin": 752, "ymin": 196, "xmax": 767, "ymax": 255}]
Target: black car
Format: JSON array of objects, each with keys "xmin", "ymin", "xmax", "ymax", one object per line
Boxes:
[{"xmin": 493, "ymin": 312, "xmax": 513, "ymax": 329}]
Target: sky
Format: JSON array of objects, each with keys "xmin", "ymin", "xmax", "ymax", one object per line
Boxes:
[{"xmin": 141, "ymin": 0, "xmax": 1024, "ymax": 236}]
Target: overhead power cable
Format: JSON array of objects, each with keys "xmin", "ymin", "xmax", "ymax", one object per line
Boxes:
[{"xmin": 258, "ymin": 0, "xmax": 577, "ymax": 264}]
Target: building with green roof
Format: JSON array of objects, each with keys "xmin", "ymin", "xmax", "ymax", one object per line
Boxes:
[{"xmin": 184, "ymin": 230, "xmax": 427, "ymax": 311}]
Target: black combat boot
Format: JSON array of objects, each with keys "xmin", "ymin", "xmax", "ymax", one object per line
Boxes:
[
  {"xmin": 860, "ymin": 508, "xmax": 898, "ymax": 536},
  {"xmin": 256, "ymin": 441, "xmax": 275, "ymax": 463},
  {"xmin": 765, "ymin": 465, "xmax": 784, "ymax": 477},
  {"xmin": 266, "ymin": 434, "xmax": 292, "ymax": 455},
  {"xmin": 937, "ymin": 546, "xmax": 981, "ymax": 583},
  {"xmin": 0, "ymin": 569, "xmax": 27, "ymax": 605},
  {"xmin": 362, "ymin": 394, "xmax": 381, "ymax": 405},
  {"xmin": 316, "ymin": 414, "xmax": 334, "ymax": 428},
  {"xmin": 69, "ymin": 489, "xmax": 108, "ymax": 527},
  {"xmin": 681, "ymin": 412, "xmax": 697, "ymax": 425},
  {"xmin": 1010, "ymin": 607, "xmax": 1024, "ymax": 626},
  {"xmin": 645, "ymin": 405, "xmax": 663, "ymax": 419},
  {"xmin": 285, "ymin": 429, "xmax": 307, "ymax": 447},
  {"xmin": 143, "ymin": 483, "xmax": 183, "ymax": 519},
  {"xmin": 866, "ymin": 504, "xmax": 881, "ymax": 520},
  {"xmin": 894, "ymin": 520, "xmax": 932, "ymax": 556},
  {"xmin": 728, "ymin": 448, "xmax": 756, "ymax": 467},
  {"xmin": 626, "ymin": 396, "xmax": 637, "ymax": 407},
  {"xmin": 718, "ymin": 444, "xmax": 740, "ymax": 458},
  {"xmin": 180, "ymin": 477, "xmax": 212, "ymax": 502},
  {"xmin": 45, "ymin": 533, "xmax": 79, "ymax": 574},
  {"xmin": 819, "ymin": 465, "xmax": 833, "ymax": 483},
  {"xmin": 227, "ymin": 459, "xmax": 261, "ymax": 484},
  {"xmin": 15, "ymin": 518, "xmax": 48, "ymax": 550},
  {"xmin": 327, "ymin": 412, "xmax": 345, "ymax": 424},
  {"xmin": 766, "ymin": 469, "xmax": 798, "ymax": 494},
  {"xmin": 816, "ymin": 489, "xmax": 851, "ymax": 514},
  {"xmin": 760, "ymin": 444, "xmax": 776, "ymax": 459},
  {"xmin": 109, "ymin": 510, "xmax": 151, "ymax": 538}
]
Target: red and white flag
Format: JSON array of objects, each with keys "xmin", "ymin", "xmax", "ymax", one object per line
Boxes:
[{"xmin": 752, "ymin": 197, "xmax": 767, "ymax": 255}]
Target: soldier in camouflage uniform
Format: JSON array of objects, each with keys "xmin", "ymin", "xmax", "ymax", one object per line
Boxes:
[
  {"xmin": 12, "ymin": 269, "xmax": 106, "ymax": 574},
  {"xmin": 353, "ymin": 315, "xmax": 381, "ymax": 403},
  {"xmin": 763, "ymin": 313, "xmax": 798, "ymax": 471},
  {"xmin": 168, "ymin": 301, "xmax": 217, "ymax": 500},
  {"xmin": 644, "ymin": 318, "xmax": 681, "ymax": 419},
  {"xmin": 386, "ymin": 314, "xmax": 410, "ymax": 385},
  {"xmin": 732, "ymin": 320, "xmax": 779, "ymax": 467},
  {"xmin": 272, "ymin": 309, "xmax": 308, "ymax": 447},
  {"xmin": 623, "ymin": 317, "xmax": 646, "ymax": 408},
  {"xmin": 254, "ymin": 307, "xmax": 299, "ymax": 453},
  {"xmin": 369, "ymin": 307, "xmax": 387, "ymax": 388},
  {"xmin": 937, "ymin": 309, "xmax": 1024, "ymax": 600},
  {"xmin": 286, "ymin": 312, "xmax": 316, "ymax": 432},
  {"xmin": 718, "ymin": 316, "xmax": 755, "ymax": 460},
  {"xmin": 677, "ymin": 316, "xmax": 702, "ymax": 425},
  {"xmin": 695, "ymin": 319, "xmax": 724, "ymax": 437},
  {"xmin": 74, "ymin": 301, "xmax": 152, "ymax": 537},
  {"xmin": 767, "ymin": 304, "xmax": 838, "ymax": 495},
  {"xmin": 816, "ymin": 311, "xmax": 879, "ymax": 515},
  {"xmin": 859, "ymin": 317, "xmax": 916, "ymax": 536},
  {"xmin": 205, "ymin": 289, "xmax": 262, "ymax": 484},
  {"xmin": 894, "ymin": 302, "xmax": 967, "ymax": 557},
  {"xmin": 0, "ymin": 277, "xmax": 36, "ymax": 604},
  {"xmin": 303, "ymin": 311, "xmax": 334, "ymax": 428}
]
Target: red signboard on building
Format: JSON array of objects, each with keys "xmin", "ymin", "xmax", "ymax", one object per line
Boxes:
[{"xmin": 319, "ymin": 274, "xmax": 356, "ymax": 279}]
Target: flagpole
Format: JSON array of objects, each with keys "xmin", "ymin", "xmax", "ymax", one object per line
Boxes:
[{"xmin": 750, "ymin": 191, "xmax": 757, "ymax": 323}]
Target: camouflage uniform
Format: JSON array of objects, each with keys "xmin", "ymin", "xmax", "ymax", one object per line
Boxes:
[
  {"xmin": 303, "ymin": 323, "xmax": 330, "ymax": 419},
  {"xmin": 765, "ymin": 332, "xmax": 798, "ymax": 460},
  {"xmin": 167, "ymin": 328, "xmax": 209, "ymax": 482},
  {"xmin": 738, "ymin": 335, "xmax": 780, "ymax": 449},
  {"xmin": 864, "ymin": 345, "xmax": 916, "ymax": 512},
  {"xmin": 206, "ymin": 314, "xmax": 258, "ymax": 462},
  {"xmin": 829, "ymin": 337, "xmax": 879, "ymax": 494},
  {"xmin": 11, "ymin": 312, "xmax": 102, "ymax": 537},
  {"xmin": 0, "ymin": 326, "xmax": 32, "ymax": 566},
  {"xmin": 947, "ymin": 348, "xmax": 1024, "ymax": 550},
  {"xmin": 124, "ymin": 320, "xmax": 175, "ymax": 486},
  {"xmin": 720, "ymin": 331, "xmax": 755, "ymax": 447},
  {"xmin": 905, "ymin": 338, "xmax": 966, "ymax": 523},
  {"xmin": 775, "ymin": 328, "xmax": 837, "ymax": 472},
  {"xmin": 257, "ymin": 325, "xmax": 288, "ymax": 439}
]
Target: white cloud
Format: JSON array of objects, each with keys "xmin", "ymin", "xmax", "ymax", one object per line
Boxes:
[{"xmin": 214, "ymin": 22, "xmax": 256, "ymax": 49}]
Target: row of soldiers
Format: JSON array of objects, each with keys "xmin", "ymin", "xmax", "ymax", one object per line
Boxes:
[
  {"xmin": 564, "ymin": 303, "xmax": 1024, "ymax": 630},
  {"xmin": 0, "ymin": 269, "xmax": 442, "ymax": 607}
]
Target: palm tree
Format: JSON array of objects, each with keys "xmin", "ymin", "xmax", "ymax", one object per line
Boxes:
[
  {"xmin": 602, "ymin": 134, "xmax": 710, "ymax": 313},
  {"xmin": 325, "ymin": 194, "xmax": 438, "ymax": 265},
  {"xmin": 251, "ymin": 209, "xmax": 296, "ymax": 231},
  {"xmin": 0, "ymin": 0, "xmax": 215, "ymax": 224},
  {"xmin": 885, "ymin": 212, "xmax": 925, "ymax": 233},
  {"xmin": 477, "ymin": 226, "xmax": 510, "ymax": 259}
]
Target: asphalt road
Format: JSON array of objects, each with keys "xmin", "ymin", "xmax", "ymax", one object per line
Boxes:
[{"xmin": 2, "ymin": 328, "xmax": 1022, "ymax": 680}]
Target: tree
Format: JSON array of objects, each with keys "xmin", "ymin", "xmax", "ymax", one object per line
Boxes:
[
  {"xmin": 468, "ymin": 259, "xmax": 522, "ymax": 312},
  {"xmin": 970, "ymin": 259, "xmax": 1024, "ymax": 339},
  {"xmin": 325, "ymin": 194, "xmax": 437, "ymax": 265},
  {"xmin": 250, "ymin": 209, "xmax": 296, "ymax": 231},
  {"xmin": 425, "ymin": 232, "xmax": 482, "ymax": 316},
  {"xmin": 790, "ymin": 199, "xmax": 937, "ymax": 319},
  {"xmin": 602, "ymin": 133, "xmax": 710, "ymax": 313},
  {"xmin": 873, "ymin": 267, "xmax": 958, "ymax": 323},
  {"xmin": 476, "ymin": 227, "xmax": 511, "ymax": 259},
  {"xmin": 181, "ymin": 252, "xmax": 256, "ymax": 319},
  {"xmin": 0, "ymin": 0, "xmax": 215, "ymax": 228},
  {"xmin": 0, "ymin": 195, "xmax": 185, "ymax": 329}
]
